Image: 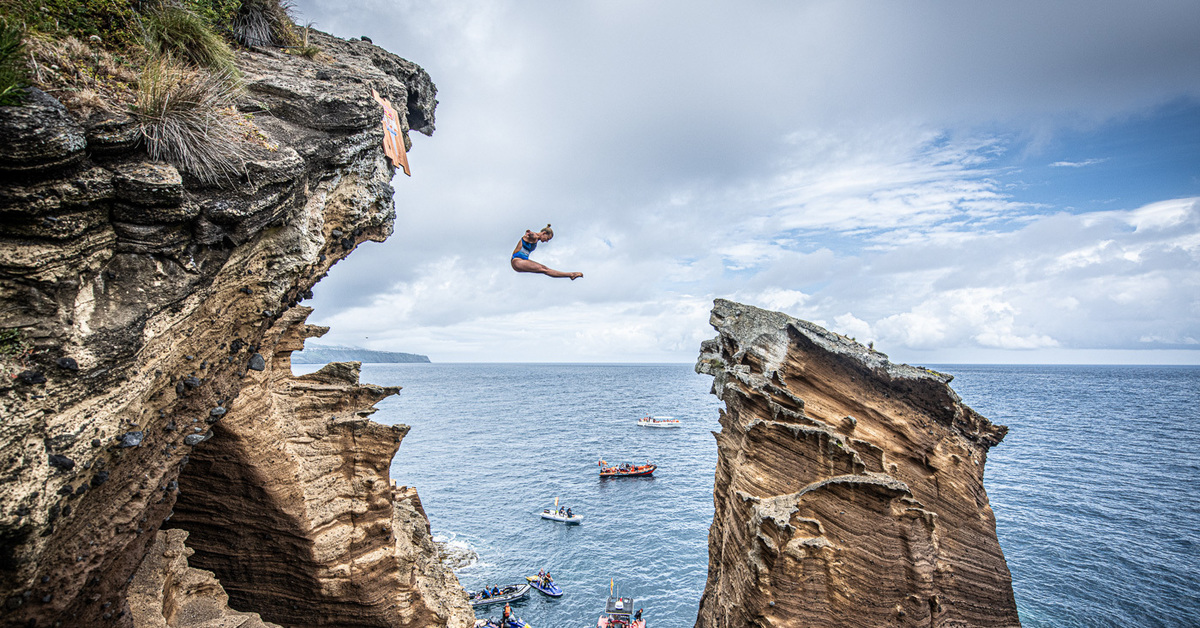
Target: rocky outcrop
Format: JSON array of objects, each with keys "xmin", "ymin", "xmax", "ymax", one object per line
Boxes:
[
  {"xmin": 128, "ymin": 529, "xmax": 279, "ymax": 628},
  {"xmin": 694, "ymin": 299, "xmax": 1020, "ymax": 628},
  {"xmin": 391, "ymin": 486, "xmax": 473, "ymax": 625},
  {"xmin": 168, "ymin": 308, "xmax": 471, "ymax": 627},
  {"xmin": 0, "ymin": 29, "xmax": 468, "ymax": 628}
]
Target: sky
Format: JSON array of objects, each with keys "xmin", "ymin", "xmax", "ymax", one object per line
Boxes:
[{"xmin": 289, "ymin": 0, "xmax": 1200, "ymax": 364}]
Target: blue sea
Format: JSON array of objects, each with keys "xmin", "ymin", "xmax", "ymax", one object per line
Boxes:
[{"xmin": 295, "ymin": 363, "xmax": 1200, "ymax": 628}]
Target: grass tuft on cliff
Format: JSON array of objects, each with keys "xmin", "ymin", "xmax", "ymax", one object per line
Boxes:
[
  {"xmin": 231, "ymin": 0, "xmax": 299, "ymax": 48},
  {"xmin": 286, "ymin": 22, "xmax": 320, "ymax": 59},
  {"xmin": 132, "ymin": 57, "xmax": 249, "ymax": 185},
  {"xmin": 0, "ymin": 19, "xmax": 28, "ymax": 105},
  {"xmin": 140, "ymin": 3, "xmax": 237, "ymax": 74}
]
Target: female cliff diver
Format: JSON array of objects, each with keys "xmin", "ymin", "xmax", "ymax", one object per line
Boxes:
[{"xmin": 511, "ymin": 224, "xmax": 583, "ymax": 279}]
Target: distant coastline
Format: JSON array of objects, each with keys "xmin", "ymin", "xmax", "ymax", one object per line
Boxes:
[{"xmin": 292, "ymin": 344, "xmax": 431, "ymax": 364}]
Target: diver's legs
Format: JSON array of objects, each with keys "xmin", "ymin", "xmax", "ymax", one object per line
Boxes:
[{"xmin": 511, "ymin": 258, "xmax": 583, "ymax": 279}]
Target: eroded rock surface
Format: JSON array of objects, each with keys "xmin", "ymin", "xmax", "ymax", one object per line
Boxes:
[
  {"xmin": 128, "ymin": 529, "xmax": 279, "ymax": 628},
  {"xmin": 0, "ymin": 29, "xmax": 466, "ymax": 628},
  {"xmin": 694, "ymin": 299, "xmax": 1020, "ymax": 628},
  {"xmin": 168, "ymin": 308, "xmax": 471, "ymax": 627}
]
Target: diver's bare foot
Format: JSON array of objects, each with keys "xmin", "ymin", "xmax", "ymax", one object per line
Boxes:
[{"xmin": 570, "ymin": 272, "xmax": 583, "ymax": 280}]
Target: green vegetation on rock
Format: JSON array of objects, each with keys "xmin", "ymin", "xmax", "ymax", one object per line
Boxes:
[
  {"xmin": 0, "ymin": 19, "xmax": 26, "ymax": 105},
  {"xmin": 1, "ymin": 0, "xmax": 243, "ymax": 47},
  {"xmin": 1, "ymin": 0, "xmax": 309, "ymax": 184},
  {"xmin": 0, "ymin": 328, "xmax": 29, "ymax": 357},
  {"xmin": 141, "ymin": 3, "xmax": 236, "ymax": 74}
]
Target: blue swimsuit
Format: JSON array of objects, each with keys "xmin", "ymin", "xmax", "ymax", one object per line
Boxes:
[{"xmin": 512, "ymin": 237, "xmax": 537, "ymax": 260}]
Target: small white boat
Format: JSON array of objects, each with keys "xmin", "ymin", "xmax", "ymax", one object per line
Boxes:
[
  {"xmin": 540, "ymin": 509, "xmax": 583, "ymax": 524},
  {"xmin": 637, "ymin": 415, "xmax": 681, "ymax": 428},
  {"xmin": 540, "ymin": 497, "xmax": 582, "ymax": 524}
]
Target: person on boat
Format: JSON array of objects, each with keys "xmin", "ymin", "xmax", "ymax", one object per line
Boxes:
[
  {"xmin": 502, "ymin": 602, "xmax": 511, "ymax": 624},
  {"xmin": 510, "ymin": 224, "xmax": 583, "ymax": 279},
  {"xmin": 492, "ymin": 585, "xmax": 500, "ymax": 596},
  {"xmin": 566, "ymin": 507, "xmax": 573, "ymax": 517},
  {"xmin": 635, "ymin": 609, "xmax": 642, "ymax": 621}
]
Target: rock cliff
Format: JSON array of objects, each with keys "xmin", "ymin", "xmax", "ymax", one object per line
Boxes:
[
  {"xmin": 0, "ymin": 29, "xmax": 471, "ymax": 628},
  {"xmin": 694, "ymin": 299, "xmax": 1020, "ymax": 628}
]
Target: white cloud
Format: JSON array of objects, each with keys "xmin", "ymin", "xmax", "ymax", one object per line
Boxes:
[
  {"xmin": 290, "ymin": 0, "xmax": 1200, "ymax": 364},
  {"xmin": 746, "ymin": 288, "xmax": 812, "ymax": 315},
  {"xmin": 1050, "ymin": 158, "xmax": 1107, "ymax": 168},
  {"xmin": 833, "ymin": 313, "xmax": 873, "ymax": 343},
  {"xmin": 1125, "ymin": 197, "xmax": 1196, "ymax": 232}
]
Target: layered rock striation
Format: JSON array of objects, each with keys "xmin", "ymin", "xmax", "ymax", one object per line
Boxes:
[
  {"xmin": 695, "ymin": 299, "xmax": 1020, "ymax": 628},
  {"xmin": 127, "ymin": 529, "xmax": 279, "ymax": 628},
  {"xmin": 0, "ymin": 29, "xmax": 469, "ymax": 628},
  {"xmin": 169, "ymin": 308, "xmax": 470, "ymax": 627}
]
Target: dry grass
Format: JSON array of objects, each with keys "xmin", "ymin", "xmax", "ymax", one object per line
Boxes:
[
  {"xmin": 25, "ymin": 35, "xmax": 140, "ymax": 114},
  {"xmin": 131, "ymin": 57, "xmax": 249, "ymax": 185}
]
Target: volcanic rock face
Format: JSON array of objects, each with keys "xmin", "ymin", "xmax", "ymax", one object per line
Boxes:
[
  {"xmin": 168, "ymin": 308, "xmax": 471, "ymax": 627},
  {"xmin": 0, "ymin": 30, "xmax": 469, "ymax": 628},
  {"xmin": 127, "ymin": 529, "xmax": 279, "ymax": 628},
  {"xmin": 694, "ymin": 299, "xmax": 1020, "ymax": 628}
]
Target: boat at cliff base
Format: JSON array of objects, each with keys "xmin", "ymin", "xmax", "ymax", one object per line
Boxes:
[
  {"xmin": 636, "ymin": 416, "xmax": 680, "ymax": 428},
  {"xmin": 599, "ymin": 460, "xmax": 656, "ymax": 477},
  {"xmin": 596, "ymin": 587, "xmax": 645, "ymax": 628},
  {"xmin": 469, "ymin": 584, "xmax": 531, "ymax": 608}
]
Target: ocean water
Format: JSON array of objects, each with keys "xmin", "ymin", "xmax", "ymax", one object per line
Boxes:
[
  {"xmin": 941, "ymin": 365, "xmax": 1200, "ymax": 628},
  {"xmin": 297, "ymin": 363, "xmax": 1200, "ymax": 628}
]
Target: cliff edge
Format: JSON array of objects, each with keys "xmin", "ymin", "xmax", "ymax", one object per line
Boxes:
[
  {"xmin": 0, "ymin": 28, "xmax": 470, "ymax": 628},
  {"xmin": 695, "ymin": 299, "xmax": 1020, "ymax": 628}
]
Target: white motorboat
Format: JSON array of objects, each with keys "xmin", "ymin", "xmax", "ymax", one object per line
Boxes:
[{"xmin": 637, "ymin": 415, "xmax": 681, "ymax": 428}]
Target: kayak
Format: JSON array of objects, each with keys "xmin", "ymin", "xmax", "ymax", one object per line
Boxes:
[
  {"xmin": 637, "ymin": 416, "xmax": 680, "ymax": 428},
  {"xmin": 469, "ymin": 583, "xmax": 530, "ymax": 608},
  {"xmin": 540, "ymin": 509, "xmax": 583, "ymax": 524},
  {"xmin": 526, "ymin": 575, "xmax": 564, "ymax": 597}
]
